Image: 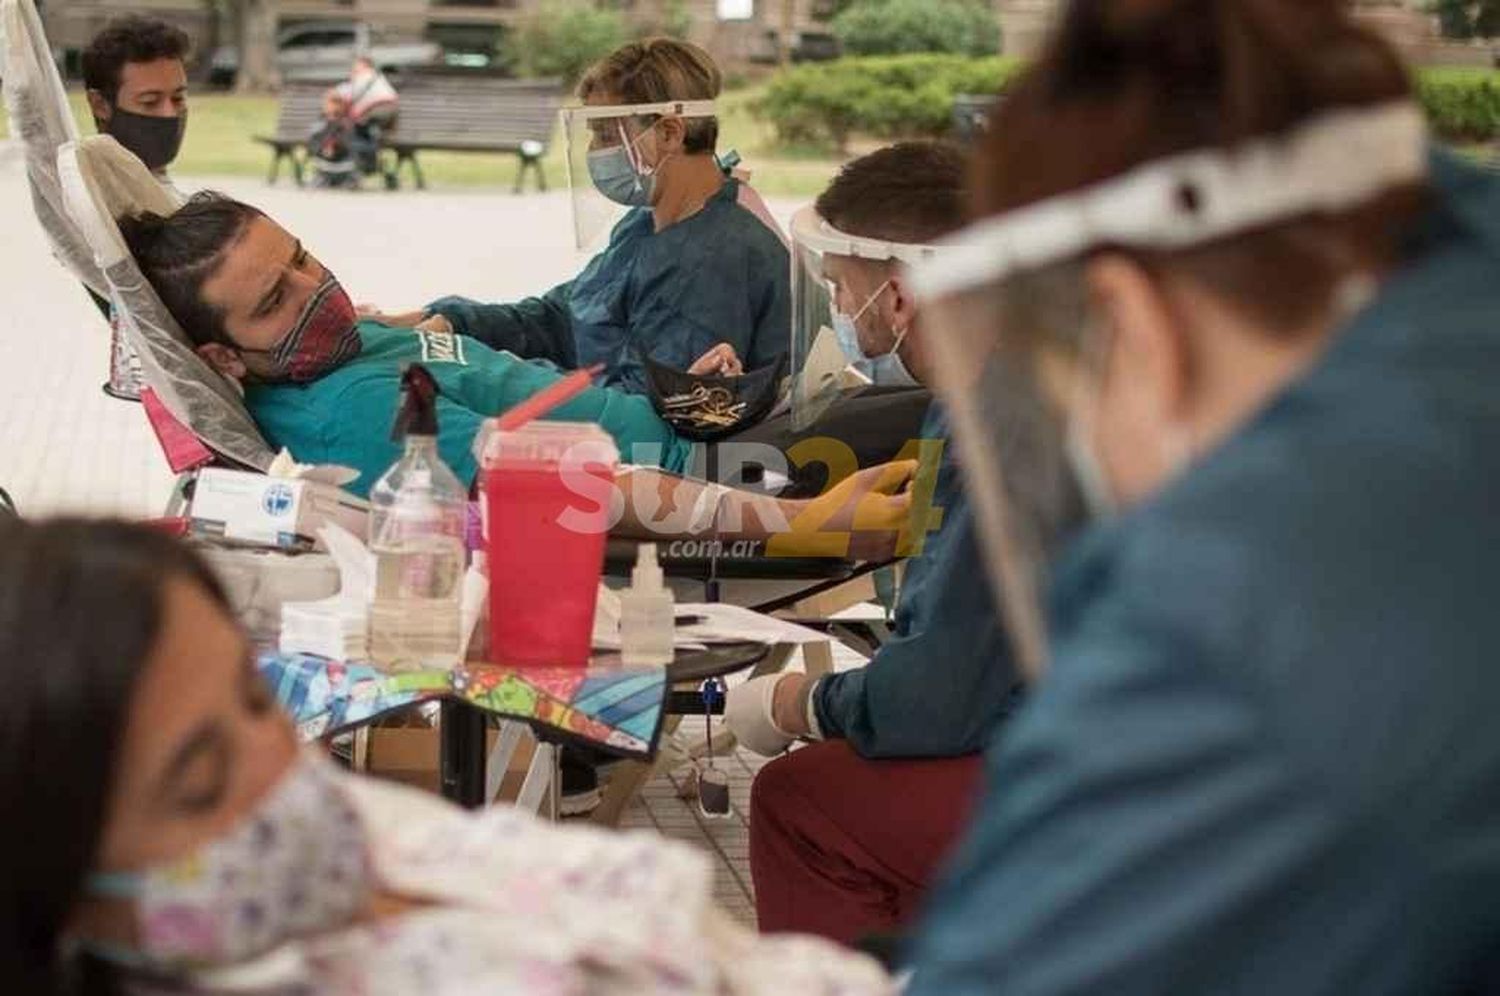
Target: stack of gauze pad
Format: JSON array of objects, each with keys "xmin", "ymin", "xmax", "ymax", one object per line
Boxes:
[{"xmin": 280, "ymin": 600, "xmax": 368, "ymax": 661}]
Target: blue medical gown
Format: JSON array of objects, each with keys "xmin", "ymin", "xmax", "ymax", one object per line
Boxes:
[
  {"xmin": 813, "ymin": 409, "xmax": 1027, "ymax": 758},
  {"xmin": 427, "ymin": 177, "xmax": 790, "ymax": 394},
  {"xmin": 907, "ymin": 153, "xmax": 1500, "ymax": 994}
]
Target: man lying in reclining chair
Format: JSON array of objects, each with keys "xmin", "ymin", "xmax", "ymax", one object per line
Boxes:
[
  {"xmin": 724, "ymin": 142, "xmax": 1083, "ymax": 945},
  {"xmin": 116, "ymin": 191, "xmax": 919, "ymax": 561}
]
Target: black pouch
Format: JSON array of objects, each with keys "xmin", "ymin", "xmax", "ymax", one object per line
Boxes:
[{"xmin": 642, "ymin": 353, "xmax": 788, "ymax": 442}]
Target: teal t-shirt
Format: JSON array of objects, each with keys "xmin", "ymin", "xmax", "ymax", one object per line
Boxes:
[{"xmin": 246, "ymin": 322, "xmax": 692, "ymax": 497}]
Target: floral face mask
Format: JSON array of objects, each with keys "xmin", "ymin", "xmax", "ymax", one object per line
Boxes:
[{"xmin": 83, "ymin": 753, "xmax": 373, "ymax": 971}]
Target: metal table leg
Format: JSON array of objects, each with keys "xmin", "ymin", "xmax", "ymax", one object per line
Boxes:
[{"xmin": 439, "ymin": 699, "xmax": 487, "ymax": 808}]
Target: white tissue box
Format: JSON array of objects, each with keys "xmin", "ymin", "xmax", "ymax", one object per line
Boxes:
[
  {"xmin": 199, "ymin": 546, "xmax": 342, "ymax": 651},
  {"xmin": 277, "ymin": 523, "xmax": 375, "ymax": 661},
  {"xmin": 190, "ymin": 469, "xmax": 369, "ymax": 551}
]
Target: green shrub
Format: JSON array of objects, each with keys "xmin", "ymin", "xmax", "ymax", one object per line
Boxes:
[
  {"xmin": 755, "ymin": 54, "xmax": 1022, "ymax": 150},
  {"xmin": 757, "ymin": 56, "xmax": 1500, "ymax": 152},
  {"xmin": 832, "ymin": 0, "xmax": 1001, "ymax": 58},
  {"xmin": 504, "ymin": 2, "xmax": 627, "ymax": 86},
  {"xmin": 1416, "ymin": 67, "xmax": 1500, "ymax": 142}
]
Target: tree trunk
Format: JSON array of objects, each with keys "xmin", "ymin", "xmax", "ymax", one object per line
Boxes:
[
  {"xmin": 1477, "ymin": 0, "xmax": 1500, "ymax": 38},
  {"xmin": 233, "ymin": 0, "xmax": 277, "ymax": 93},
  {"xmin": 780, "ymin": 0, "xmax": 795, "ymax": 69}
]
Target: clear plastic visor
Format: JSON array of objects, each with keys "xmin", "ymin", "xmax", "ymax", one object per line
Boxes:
[
  {"xmin": 908, "ymin": 100, "xmax": 1431, "ymax": 682},
  {"xmin": 562, "ymin": 99, "xmax": 717, "ymax": 250},
  {"xmin": 918, "ymin": 266, "xmax": 1094, "ymax": 681}
]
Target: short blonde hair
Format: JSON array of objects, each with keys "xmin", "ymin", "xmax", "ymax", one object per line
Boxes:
[{"xmin": 577, "ymin": 37, "xmax": 722, "ymax": 154}]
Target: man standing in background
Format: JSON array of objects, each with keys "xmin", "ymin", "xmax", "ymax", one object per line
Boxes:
[{"xmin": 82, "ymin": 15, "xmax": 189, "ymax": 175}]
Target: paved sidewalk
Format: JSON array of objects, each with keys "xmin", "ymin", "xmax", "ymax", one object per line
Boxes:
[{"xmin": 616, "ymin": 716, "xmax": 779, "ymax": 928}]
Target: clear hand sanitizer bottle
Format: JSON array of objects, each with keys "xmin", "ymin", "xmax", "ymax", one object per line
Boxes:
[
  {"xmin": 620, "ymin": 543, "xmax": 674, "ymax": 667},
  {"xmin": 368, "ymin": 365, "xmax": 467, "ymax": 671}
]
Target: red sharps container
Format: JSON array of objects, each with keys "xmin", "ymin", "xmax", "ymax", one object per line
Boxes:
[{"xmin": 478, "ymin": 421, "xmax": 619, "ymax": 667}]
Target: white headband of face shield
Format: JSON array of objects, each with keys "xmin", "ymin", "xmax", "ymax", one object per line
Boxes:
[
  {"xmin": 790, "ymin": 205, "xmax": 943, "ymax": 266},
  {"xmin": 565, "ymin": 99, "xmax": 718, "ymax": 122},
  {"xmin": 907, "ymin": 100, "xmax": 1428, "ymax": 302}
]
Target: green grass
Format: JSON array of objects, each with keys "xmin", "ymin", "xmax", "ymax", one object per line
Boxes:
[
  {"xmin": 1417, "ymin": 66, "xmax": 1500, "ymax": 84},
  {"xmin": 0, "ymin": 85, "xmax": 845, "ymax": 197}
]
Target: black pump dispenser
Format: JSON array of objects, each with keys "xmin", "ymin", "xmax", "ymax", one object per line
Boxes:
[{"xmin": 391, "ymin": 364, "xmax": 440, "ymax": 441}]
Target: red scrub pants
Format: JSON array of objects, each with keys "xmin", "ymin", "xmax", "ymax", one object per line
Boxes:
[{"xmin": 749, "ymin": 739, "xmax": 984, "ymax": 944}]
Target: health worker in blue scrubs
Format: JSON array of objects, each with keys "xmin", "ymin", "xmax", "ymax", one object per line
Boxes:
[
  {"xmin": 374, "ymin": 38, "xmax": 790, "ymax": 396},
  {"xmin": 904, "ymin": 3, "xmax": 1500, "ymax": 993}
]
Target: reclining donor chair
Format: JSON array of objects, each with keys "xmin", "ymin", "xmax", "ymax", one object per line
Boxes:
[
  {"xmin": 2, "ymin": 0, "xmax": 273, "ymax": 475},
  {"xmin": 56, "ymin": 137, "xmax": 278, "ymax": 480}
]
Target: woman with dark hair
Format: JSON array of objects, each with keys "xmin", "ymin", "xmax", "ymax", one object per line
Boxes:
[
  {"xmin": 0, "ymin": 518, "xmax": 890, "ymax": 993},
  {"xmin": 0, "ymin": 519, "xmax": 283, "ymax": 993},
  {"xmin": 899, "ymin": 0, "xmax": 1500, "ymax": 992}
]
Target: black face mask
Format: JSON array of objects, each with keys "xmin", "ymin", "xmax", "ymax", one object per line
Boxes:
[{"xmin": 103, "ymin": 107, "xmax": 186, "ymax": 172}]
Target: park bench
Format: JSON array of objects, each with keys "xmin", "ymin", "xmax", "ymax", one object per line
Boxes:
[
  {"xmin": 389, "ymin": 73, "xmax": 564, "ymax": 192},
  {"xmin": 254, "ymin": 72, "xmax": 565, "ymax": 192},
  {"xmin": 254, "ymin": 80, "xmax": 331, "ymax": 186}
]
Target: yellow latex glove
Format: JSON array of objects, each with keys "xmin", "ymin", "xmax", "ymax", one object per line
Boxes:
[{"xmin": 767, "ymin": 459, "xmax": 929, "ymax": 561}]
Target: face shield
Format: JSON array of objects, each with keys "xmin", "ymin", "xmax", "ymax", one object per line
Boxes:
[
  {"xmin": 907, "ymin": 100, "xmax": 1428, "ymax": 681},
  {"xmin": 788, "ymin": 206, "xmax": 939, "ymax": 430},
  {"xmin": 562, "ymin": 99, "xmax": 717, "ymax": 249}
]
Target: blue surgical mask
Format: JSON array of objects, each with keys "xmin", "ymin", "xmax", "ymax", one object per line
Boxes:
[
  {"xmin": 864, "ymin": 345, "xmax": 917, "ymax": 388},
  {"xmin": 587, "ymin": 121, "xmax": 664, "ymax": 207},
  {"xmin": 831, "ymin": 281, "xmax": 918, "ymax": 388},
  {"xmin": 588, "ymin": 145, "xmax": 653, "ymax": 207},
  {"xmin": 832, "ymin": 310, "xmax": 864, "ymax": 366}
]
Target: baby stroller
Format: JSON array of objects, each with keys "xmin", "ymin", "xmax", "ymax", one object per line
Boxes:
[
  {"xmin": 306, "ymin": 86, "xmax": 399, "ymax": 190},
  {"xmin": 306, "ymin": 92, "xmax": 362, "ymax": 189}
]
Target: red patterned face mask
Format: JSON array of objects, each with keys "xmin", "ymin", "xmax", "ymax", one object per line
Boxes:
[{"xmin": 250, "ymin": 275, "xmax": 361, "ymax": 383}]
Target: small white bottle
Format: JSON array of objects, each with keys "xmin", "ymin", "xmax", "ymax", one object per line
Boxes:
[{"xmin": 620, "ymin": 544, "xmax": 674, "ymax": 666}]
